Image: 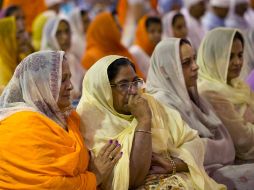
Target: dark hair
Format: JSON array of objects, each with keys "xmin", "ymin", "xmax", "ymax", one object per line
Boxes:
[
  {"xmin": 180, "ymin": 38, "xmax": 192, "ymax": 47},
  {"xmin": 145, "ymin": 16, "xmax": 161, "ymax": 30},
  {"xmin": 172, "ymin": 12, "xmax": 184, "ymax": 26},
  {"xmin": 107, "ymin": 58, "xmax": 136, "ymax": 81},
  {"xmin": 5, "ymin": 5, "xmax": 21, "ymax": 17},
  {"xmin": 234, "ymin": 31, "xmax": 244, "ymax": 47},
  {"xmin": 80, "ymin": 9, "xmax": 88, "ymax": 17}
]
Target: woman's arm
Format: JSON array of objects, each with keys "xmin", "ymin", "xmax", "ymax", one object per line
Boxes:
[
  {"xmin": 149, "ymin": 153, "xmax": 189, "ymax": 175},
  {"xmin": 128, "ymin": 94, "xmax": 152, "ymax": 188}
]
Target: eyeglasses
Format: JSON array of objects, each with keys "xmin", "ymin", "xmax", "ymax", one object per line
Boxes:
[{"xmin": 110, "ymin": 78, "xmax": 144, "ymax": 93}]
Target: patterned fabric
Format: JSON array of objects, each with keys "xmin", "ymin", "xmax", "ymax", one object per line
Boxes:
[{"xmin": 0, "ymin": 50, "xmax": 71, "ymax": 128}]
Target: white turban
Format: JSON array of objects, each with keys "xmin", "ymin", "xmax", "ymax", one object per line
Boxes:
[
  {"xmin": 210, "ymin": 0, "xmax": 231, "ymax": 8},
  {"xmin": 183, "ymin": 0, "xmax": 204, "ymax": 9}
]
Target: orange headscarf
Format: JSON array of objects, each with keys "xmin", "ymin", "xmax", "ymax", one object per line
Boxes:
[
  {"xmin": 3, "ymin": 0, "xmax": 46, "ymax": 33},
  {"xmin": 82, "ymin": 11, "xmax": 143, "ymax": 77},
  {"xmin": 134, "ymin": 15, "xmax": 156, "ymax": 56}
]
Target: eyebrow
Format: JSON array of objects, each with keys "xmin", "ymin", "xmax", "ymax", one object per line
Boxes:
[{"xmin": 115, "ymin": 76, "xmax": 139, "ymax": 83}]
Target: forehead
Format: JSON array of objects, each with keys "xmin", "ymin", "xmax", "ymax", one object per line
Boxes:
[
  {"xmin": 62, "ymin": 56, "xmax": 70, "ymax": 73},
  {"xmin": 180, "ymin": 44, "xmax": 194, "ymax": 58},
  {"xmin": 57, "ymin": 20, "xmax": 69, "ymax": 29},
  {"xmin": 147, "ymin": 22, "xmax": 161, "ymax": 30},
  {"xmin": 113, "ymin": 65, "xmax": 137, "ymax": 82}
]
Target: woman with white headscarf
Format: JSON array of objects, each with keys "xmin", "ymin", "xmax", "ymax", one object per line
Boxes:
[
  {"xmin": 41, "ymin": 16, "xmax": 85, "ymax": 101},
  {"xmin": 69, "ymin": 7, "xmax": 90, "ymax": 62},
  {"xmin": 197, "ymin": 27, "xmax": 254, "ymax": 161},
  {"xmin": 146, "ymin": 37, "xmax": 254, "ymax": 190}
]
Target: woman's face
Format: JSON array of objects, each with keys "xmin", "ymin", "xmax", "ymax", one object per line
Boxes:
[
  {"xmin": 56, "ymin": 20, "xmax": 71, "ymax": 51},
  {"xmin": 81, "ymin": 12, "xmax": 90, "ymax": 33},
  {"xmin": 57, "ymin": 56, "xmax": 73, "ymax": 111},
  {"xmin": 172, "ymin": 16, "xmax": 188, "ymax": 39},
  {"xmin": 180, "ymin": 43, "xmax": 199, "ymax": 88},
  {"xmin": 147, "ymin": 22, "xmax": 162, "ymax": 46},
  {"xmin": 227, "ymin": 38, "xmax": 244, "ymax": 83},
  {"xmin": 110, "ymin": 65, "xmax": 139, "ymax": 115}
]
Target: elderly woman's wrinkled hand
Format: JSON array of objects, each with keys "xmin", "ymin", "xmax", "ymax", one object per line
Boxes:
[
  {"xmin": 128, "ymin": 94, "xmax": 152, "ymax": 122},
  {"xmin": 89, "ymin": 140, "xmax": 122, "ymax": 186}
]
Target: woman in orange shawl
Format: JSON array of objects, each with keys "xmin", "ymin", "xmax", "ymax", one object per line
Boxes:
[
  {"xmin": 82, "ymin": 11, "xmax": 143, "ymax": 78},
  {"xmin": 129, "ymin": 15, "xmax": 162, "ymax": 79},
  {"xmin": 0, "ymin": 50, "xmax": 122, "ymax": 189},
  {"xmin": 2, "ymin": 0, "xmax": 46, "ymax": 33}
]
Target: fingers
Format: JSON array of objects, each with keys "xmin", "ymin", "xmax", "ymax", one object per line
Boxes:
[
  {"xmin": 103, "ymin": 140, "xmax": 120, "ymax": 158},
  {"xmin": 98, "ymin": 140, "xmax": 113, "ymax": 157}
]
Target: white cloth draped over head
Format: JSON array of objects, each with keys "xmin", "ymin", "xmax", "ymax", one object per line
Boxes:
[
  {"xmin": 147, "ymin": 38, "xmax": 219, "ymax": 138},
  {"xmin": 197, "ymin": 27, "xmax": 254, "ymax": 108},
  {"xmin": 146, "ymin": 37, "xmax": 235, "ymax": 168},
  {"xmin": 162, "ymin": 10, "xmax": 183, "ymax": 38},
  {"xmin": 41, "ymin": 16, "xmax": 85, "ymax": 99},
  {"xmin": 183, "ymin": 0, "xmax": 204, "ymax": 9},
  {"xmin": 0, "ymin": 50, "xmax": 70, "ymax": 128},
  {"xmin": 197, "ymin": 27, "xmax": 254, "ymax": 160},
  {"xmin": 41, "ymin": 16, "xmax": 69, "ymax": 51},
  {"xmin": 69, "ymin": 7, "xmax": 89, "ymax": 61},
  {"xmin": 76, "ymin": 55, "xmax": 225, "ymax": 190}
]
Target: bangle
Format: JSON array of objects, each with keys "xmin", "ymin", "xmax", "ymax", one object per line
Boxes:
[
  {"xmin": 135, "ymin": 129, "xmax": 152, "ymax": 134},
  {"xmin": 169, "ymin": 157, "xmax": 176, "ymax": 175}
]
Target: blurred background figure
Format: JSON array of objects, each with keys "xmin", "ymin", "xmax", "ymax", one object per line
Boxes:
[
  {"xmin": 202, "ymin": 0, "xmax": 230, "ymax": 30},
  {"xmin": 129, "ymin": 15, "xmax": 162, "ymax": 79},
  {"xmin": 162, "ymin": 10, "xmax": 188, "ymax": 39},
  {"xmin": 157, "ymin": 0, "xmax": 183, "ymax": 15},
  {"xmin": 182, "ymin": 0, "xmax": 206, "ymax": 51},
  {"xmin": 69, "ymin": 7, "xmax": 90, "ymax": 62},
  {"xmin": 226, "ymin": 0, "xmax": 250, "ymax": 30},
  {"xmin": 41, "ymin": 16, "xmax": 85, "ymax": 101}
]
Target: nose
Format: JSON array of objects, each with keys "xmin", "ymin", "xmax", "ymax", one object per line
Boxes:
[
  {"xmin": 192, "ymin": 60, "xmax": 199, "ymax": 71},
  {"xmin": 67, "ymin": 80, "xmax": 73, "ymax": 91},
  {"xmin": 127, "ymin": 85, "xmax": 138, "ymax": 95}
]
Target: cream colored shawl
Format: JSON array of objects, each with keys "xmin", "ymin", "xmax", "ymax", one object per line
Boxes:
[
  {"xmin": 197, "ymin": 27, "xmax": 254, "ymax": 111},
  {"xmin": 197, "ymin": 27, "xmax": 254, "ymax": 159},
  {"xmin": 77, "ymin": 55, "xmax": 225, "ymax": 190},
  {"xmin": 146, "ymin": 38, "xmax": 235, "ymax": 167}
]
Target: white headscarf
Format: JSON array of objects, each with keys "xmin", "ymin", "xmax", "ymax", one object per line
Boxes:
[
  {"xmin": 41, "ymin": 16, "xmax": 70, "ymax": 50},
  {"xmin": 0, "ymin": 50, "xmax": 70, "ymax": 128},
  {"xmin": 146, "ymin": 38, "xmax": 221, "ymax": 138},
  {"xmin": 162, "ymin": 10, "xmax": 184, "ymax": 39}
]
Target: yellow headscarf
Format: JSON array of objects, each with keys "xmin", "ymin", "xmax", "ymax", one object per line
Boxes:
[
  {"xmin": 77, "ymin": 55, "xmax": 225, "ymax": 190},
  {"xmin": 32, "ymin": 11, "xmax": 56, "ymax": 51},
  {"xmin": 0, "ymin": 16, "xmax": 17, "ymax": 86},
  {"xmin": 197, "ymin": 27, "xmax": 254, "ymax": 113}
]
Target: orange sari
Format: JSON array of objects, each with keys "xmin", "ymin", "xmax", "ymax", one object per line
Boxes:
[
  {"xmin": 0, "ymin": 111, "xmax": 96, "ymax": 190},
  {"xmin": 3, "ymin": 0, "xmax": 46, "ymax": 33},
  {"xmin": 82, "ymin": 11, "xmax": 143, "ymax": 78}
]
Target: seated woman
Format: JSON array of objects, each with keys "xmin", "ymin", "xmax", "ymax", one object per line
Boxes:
[
  {"xmin": 162, "ymin": 10, "xmax": 188, "ymax": 39},
  {"xmin": 129, "ymin": 15, "xmax": 162, "ymax": 79},
  {"xmin": 197, "ymin": 27, "xmax": 254, "ymax": 161},
  {"xmin": 76, "ymin": 55, "xmax": 225, "ymax": 189},
  {"xmin": 146, "ymin": 38, "xmax": 254, "ymax": 189},
  {"xmin": 41, "ymin": 16, "xmax": 85, "ymax": 101},
  {"xmin": 0, "ymin": 50, "xmax": 122, "ymax": 189},
  {"xmin": 81, "ymin": 11, "xmax": 143, "ymax": 78}
]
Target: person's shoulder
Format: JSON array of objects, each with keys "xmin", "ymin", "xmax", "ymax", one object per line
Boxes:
[{"xmin": 3, "ymin": 111, "xmax": 52, "ymax": 126}]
